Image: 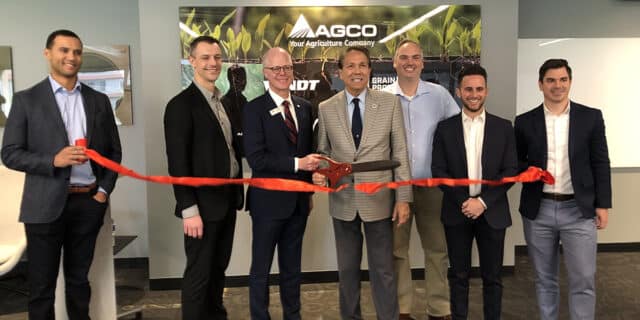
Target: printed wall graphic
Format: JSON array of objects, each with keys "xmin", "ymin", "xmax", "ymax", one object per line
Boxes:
[{"xmin": 179, "ymin": 5, "xmax": 481, "ymax": 113}]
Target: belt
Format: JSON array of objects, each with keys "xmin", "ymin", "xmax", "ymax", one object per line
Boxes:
[
  {"xmin": 542, "ymin": 192, "xmax": 574, "ymax": 201},
  {"xmin": 68, "ymin": 183, "xmax": 97, "ymax": 194}
]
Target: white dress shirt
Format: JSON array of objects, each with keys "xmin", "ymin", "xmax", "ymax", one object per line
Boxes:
[
  {"xmin": 462, "ymin": 110, "xmax": 486, "ymax": 206},
  {"xmin": 543, "ymin": 103, "xmax": 574, "ymax": 194},
  {"xmin": 268, "ymin": 90, "xmax": 298, "ymax": 130}
]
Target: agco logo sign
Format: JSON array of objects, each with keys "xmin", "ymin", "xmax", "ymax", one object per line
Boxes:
[{"xmin": 288, "ymin": 14, "xmax": 377, "ymax": 39}]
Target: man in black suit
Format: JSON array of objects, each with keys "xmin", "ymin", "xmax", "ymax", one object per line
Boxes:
[
  {"xmin": 164, "ymin": 36, "xmax": 243, "ymax": 320},
  {"xmin": 1, "ymin": 29, "xmax": 121, "ymax": 319},
  {"xmin": 432, "ymin": 64, "xmax": 517, "ymax": 320},
  {"xmin": 515, "ymin": 59, "xmax": 611, "ymax": 320},
  {"xmin": 243, "ymin": 47, "xmax": 319, "ymax": 320}
]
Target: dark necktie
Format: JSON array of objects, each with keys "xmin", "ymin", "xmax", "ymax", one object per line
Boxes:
[
  {"xmin": 282, "ymin": 100, "xmax": 297, "ymax": 145},
  {"xmin": 351, "ymin": 98, "xmax": 362, "ymax": 149}
]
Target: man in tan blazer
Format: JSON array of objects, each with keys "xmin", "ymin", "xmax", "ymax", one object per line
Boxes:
[{"xmin": 313, "ymin": 46, "xmax": 412, "ymax": 320}]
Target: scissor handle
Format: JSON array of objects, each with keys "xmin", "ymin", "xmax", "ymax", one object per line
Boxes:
[{"xmin": 315, "ymin": 156, "xmax": 353, "ymax": 188}]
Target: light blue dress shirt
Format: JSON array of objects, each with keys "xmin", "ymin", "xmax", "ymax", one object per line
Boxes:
[
  {"xmin": 345, "ymin": 89, "xmax": 367, "ymax": 128},
  {"xmin": 49, "ymin": 76, "xmax": 98, "ymax": 188},
  {"xmin": 384, "ymin": 80, "xmax": 459, "ymax": 179}
]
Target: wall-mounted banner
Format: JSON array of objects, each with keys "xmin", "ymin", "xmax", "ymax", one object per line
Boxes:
[{"xmin": 179, "ymin": 5, "xmax": 480, "ymax": 110}]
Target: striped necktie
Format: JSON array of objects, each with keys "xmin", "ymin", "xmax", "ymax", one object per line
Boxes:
[{"xmin": 282, "ymin": 100, "xmax": 297, "ymax": 145}]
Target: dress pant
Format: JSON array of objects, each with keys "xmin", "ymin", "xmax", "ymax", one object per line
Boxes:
[
  {"xmin": 24, "ymin": 192, "xmax": 107, "ymax": 320},
  {"xmin": 393, "ymin": 187, "xmax": 450, "ymax": 316},
  {"xmin": 182, "ymin": 209, "xmax": 236, "ymax": 320},
  {"xmin": 249, "ymin": 201, "xmax": 308, "ymax": 320},
  {"xmin": 522, "ymin": 199, "xmax": 597, "ymax": 320},
  {"xmin": 333, "ymin": 215, "xmax": 398, "ymax": 320},
  {"xmin": 444, "ymin": 215, "xmax": 505, "ymax": 320}
]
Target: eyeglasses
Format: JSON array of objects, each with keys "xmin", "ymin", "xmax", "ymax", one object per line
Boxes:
[{"xmin": 264, "ymin": 65, "xmax": 294, "ymax": 73}]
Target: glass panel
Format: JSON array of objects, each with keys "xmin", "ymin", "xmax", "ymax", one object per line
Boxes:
[{"xmin": 0, "ymin": 46, "xmax": 14, "ymax": 127}]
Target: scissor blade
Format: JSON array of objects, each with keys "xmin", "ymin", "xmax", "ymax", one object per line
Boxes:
[{"xmin": 350, "ymin": 160, "xmax": 400, "ymax": 173}]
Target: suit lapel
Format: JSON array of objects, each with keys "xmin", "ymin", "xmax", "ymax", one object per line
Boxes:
[
  {"xmin": 334, "ymin": 91, "xmax": 354, "ymax": 149},
  {"xmin": 454, "ymin": 114, "xmax": 468, "ymax": 173},
  {"xmin": 533, "ymin": 105, "xmax": 548, "ymax": 169},
  {"xmin": 358, "ymin": 90, "xmax": 379, "ymax": 152},
  {"xmin": 39, "ymin": 79, "xmax": 69, "ymax": 144},
  {"xmin": 292, "ymin": 95, "xmax": 306, "ymax": 149},
  {"xmin": 189, "ymin": 83, "xmax": 218, "ymax": 124},
  {"xmin": 568, "ymin": 101, "xmax": 577, "ymax": 161},
  {"xmin": 81, "ymin": 85, "xmax": 96, "ymax": 144},
  {"xmin": 481, "ymin": 114, "xmax": 492, "ymax": 182},
  {"xmin": 266, "ymin": 93, "xmax": 294, "ymax": 145}
]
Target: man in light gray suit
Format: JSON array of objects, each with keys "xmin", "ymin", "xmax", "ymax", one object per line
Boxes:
[{"xmin": 313, "ymin": 46, "xmax": 412, "ymax": 320}]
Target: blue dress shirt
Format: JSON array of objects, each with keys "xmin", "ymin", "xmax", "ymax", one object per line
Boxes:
[
  {"xmin": 384, "ymin": 80, "xmax": 459, "ymax": 179},
  {"xmin": 49, "ymin": 76, "xmax": 98, "ymax": 188}
]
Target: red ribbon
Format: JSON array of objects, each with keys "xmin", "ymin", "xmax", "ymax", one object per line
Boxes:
[
  {"xmin": 77, "ymin": 140, "xmax": 341, "ymax": 193},
  {"xmin": 354, "ymin": 166, "xmax": 555, "ymax": 194},
  {"xmin": 76, "ymin": 139, "xmax": 553, "ymax": 194}
]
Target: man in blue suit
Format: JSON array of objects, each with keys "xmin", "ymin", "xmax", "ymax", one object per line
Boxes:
[
  {"xmin": 515, "ymin": 59, "xmax": 611, "ymax": 320},
  {"xmin": 243, "ymin": 47, "xmax": 320, "ymax": 320}
]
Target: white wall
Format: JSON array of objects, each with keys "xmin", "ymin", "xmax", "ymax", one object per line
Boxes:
[
  {"xmin": 0, "ymin": 0, "xmax": 148, "ymax": 258},
  {"xmin": 139, "ymin": 0, "xmax": 519, "ymax": 281}
]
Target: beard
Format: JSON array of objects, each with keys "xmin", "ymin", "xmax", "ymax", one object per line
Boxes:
[{"xmin": 462, "ymin": 101, "xmax": 484, "ymax": 113}]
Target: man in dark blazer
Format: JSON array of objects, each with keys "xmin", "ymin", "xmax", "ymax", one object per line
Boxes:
[
  {"xmin": 1, "ymin": 29, "xmax": 121, "ymax": 319},
  {"xmin": 164, "ymin": 36, "xmax": 243, "ymax": 320},
  {"xmin": 432, "ymin": 64, "xmax": 517, "ymax": 320},
  {"xmin": 514, "ymin": 59, "xmax": 611, "ymax": 320},
  {"xmin": 243, "ymin": 47, "xmax": 320, "ymax": 320}
]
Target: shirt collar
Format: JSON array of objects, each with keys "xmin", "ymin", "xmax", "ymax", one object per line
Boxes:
[
  {"xmin": 193, "ymin": 80, "xmax": 221, "ymax": 100},
  {"xmin": 543, "ymin": 101, "xmax": 571, "ymax": 116},
  {"xmin": 345, "ymin": 88, "xmax": 367, "ymax": 106},
  {"xmin": 461, "ymin": 109, "xmax": 486, "ymax": 123},
  {"xmin": 48, "ymin": 75, "xmax": 81, "ymax": 94},
  {"xmin": 268, "ymin": 90, "xmax": 292, "ymax": 108},
  {"xmin": 389, "ymin": 80, "xmax": 433, "ymax": 99}
]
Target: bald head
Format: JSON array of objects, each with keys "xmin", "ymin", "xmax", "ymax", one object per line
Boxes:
[
  {"xmin": 262, "ymin": 47, "xmax": 294, "ymax": 98},
  {"xmin": 263, "ymin": 47, "xmax": 292, "ymax": 66}
]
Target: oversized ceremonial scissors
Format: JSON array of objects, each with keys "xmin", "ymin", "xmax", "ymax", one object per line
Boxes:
[{"xmin": 314, "ymin": 156, "xmax": 400, "ymax": 188}]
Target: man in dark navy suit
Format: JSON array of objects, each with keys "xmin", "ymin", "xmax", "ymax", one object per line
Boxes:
[
  {"xmin": 515, "ymin": 59, "xmax": 611, "ymax": 320},
  {"xmin": 432, "ymin": 64, "xmax": 517, "ymax": 320},
  {"xmin": 243, "ymin": 47, "xmax": 320, "ymax": 320}
]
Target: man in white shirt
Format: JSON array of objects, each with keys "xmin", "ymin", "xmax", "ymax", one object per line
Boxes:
[
  {"xmin": 514, "ymin": 59, "xmax": 611, "ymax": 320},
  {"xmin": 432, "ymin": 64, "xmax": 517, "ymax": 320}
]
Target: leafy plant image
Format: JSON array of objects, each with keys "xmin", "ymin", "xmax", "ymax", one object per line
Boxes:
[
  {"xmin": 178, "ymin": 5, "xmax": 480, "ymax": 97},
  {"xmin": 423, "ymin": 5, "xmax": 460, "ymax": 62}
]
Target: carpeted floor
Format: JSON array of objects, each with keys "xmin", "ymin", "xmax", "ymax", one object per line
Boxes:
[{"xmin": 1, "ymin": 251, "xmax": 639, "ymax": 319}]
